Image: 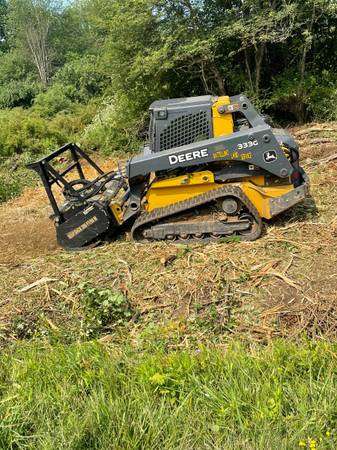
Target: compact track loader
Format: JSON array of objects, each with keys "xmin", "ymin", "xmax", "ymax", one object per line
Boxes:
[{"xmin": 28, "ymin": 94, "xmax": 309, "ymax": 250}]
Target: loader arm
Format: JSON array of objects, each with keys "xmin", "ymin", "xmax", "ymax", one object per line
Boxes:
[{"xmin": 127, "ymin": 124, "xmax": 293, "ymax": 181}]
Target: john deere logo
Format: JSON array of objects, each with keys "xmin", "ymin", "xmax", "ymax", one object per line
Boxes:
[
  {"xmin": 263, "ymin": 150, "xmax": 277, "ymax": 163},
  {"xmin": 169, "ymin": 149, "xmax": 209, "ymax": 165}
]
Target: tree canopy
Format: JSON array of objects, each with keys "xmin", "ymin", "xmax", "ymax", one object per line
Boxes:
[{"xmin": 0, "ymin": 0, "xmax": 336, "ymax": 155}]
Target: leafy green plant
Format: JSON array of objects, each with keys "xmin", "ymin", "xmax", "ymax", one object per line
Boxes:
[
  {"xmin": 0, "ymin": 153, "xmax": 40, "ymax": 202},
  {"xmin": 11, "ymin": 315, "xmax": 36, "ymax": 340},
  {"xmin": 33, "ymin": 83, "xmax": 74, "ymax": 117},
  {"xmin": 0, "ymin": 108, "xmax": 63, "ymax": 156},
  {"xmin": 0, "ymin": 49, "xmax": 40, "ymax": 108},
  {"xmin": 0, "ymin": 104, "xmax": 96, "ymax": 158},
  {"xmin": 53, "ymin": 55, "xmax": 109, "ymax": 104},
  {"xmin": 81, "ymin": 94, "xmax": 146, "ymax": 155},
  {"xmin": 81, "ymin": 286, "xmax": 133, "ymax": 338}
]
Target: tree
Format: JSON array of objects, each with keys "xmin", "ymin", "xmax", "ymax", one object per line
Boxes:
[
  {"xmin": 7, "ymin": 0, "xmax": 62, "ymax": 85},
  {"xmin": 0, "ymin": 0, "xmax": 7, "ymax": 52},
  {"xmin": 295, "ymin": 0, "xmax": 335, "ymax": 122},
  {"xmin": 0, "ymin": 0, "xmax": 336, "ymax": 149}
]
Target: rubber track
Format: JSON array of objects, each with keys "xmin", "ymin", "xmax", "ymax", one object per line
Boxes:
[{"xmin": 131, "ymin": 184, "xmax": 263, "ymax": 242}]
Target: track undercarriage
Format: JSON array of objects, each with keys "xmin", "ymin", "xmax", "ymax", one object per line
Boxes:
[{"xmin": 132, "ymin": 185, "xmax": 262, "ymax": 243}]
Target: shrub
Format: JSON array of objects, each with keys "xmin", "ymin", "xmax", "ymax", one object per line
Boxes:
[
  {"xmin": 0, "ymin": 79, "xmax": 41, "ymax": 109},
  {"xmin": 49, "ymin": 102, "xmax": 98, "ymax": 138},
  {"xmin": 53, "ymin": 55, "xmax": 109, "ymax": 104},
  {"xmin": 33, "ymin": 83, "xmax": 74, "ymax": 117},
  {"xmin": 270, "ymin": 69, "xmax": 337, "ymax": 123},
  {"xmin": 81, "ymin": 93, "xmax": 147, "ymax": 154},
  {"xmin": 0, "ymin": 103, "xmax": 97, "ymax": 158},
  {"xmin": 0, "ymin": 153, "xmax": 41, "ymax": 202},
  {"xmin": 0, "ymin": 172, "xmax": 22, "ymax": 202},
  {"xmin": 81, "ymin": 285, "xmax": 133, "ymax": 338},
  {"xmin": 0, "ymin": 50, "xmax": 41, "ymax": 108},
  {"xmin": 0, "ymin": 108, "xmax": 65, "ymax": 156}
]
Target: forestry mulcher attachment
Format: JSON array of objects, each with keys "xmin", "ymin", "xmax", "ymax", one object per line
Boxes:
[{"xmin": 28, "ymin": 94, "xmax": 309, "ymax": 250}]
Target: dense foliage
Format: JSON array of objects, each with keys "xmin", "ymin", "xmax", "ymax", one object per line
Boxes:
[{"xmin": 0, "ymin": 0, "xmax": 336, "ymax": 157}]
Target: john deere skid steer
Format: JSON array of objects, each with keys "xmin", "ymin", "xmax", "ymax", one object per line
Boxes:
[{"xmin": 28, "ymin": 94, "xmax": 309, "ymax": 250}]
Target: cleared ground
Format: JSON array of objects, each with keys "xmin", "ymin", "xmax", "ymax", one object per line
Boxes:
[{"xmin": 0, "ymin": 123, "xmax": 336, "ymax": 345}]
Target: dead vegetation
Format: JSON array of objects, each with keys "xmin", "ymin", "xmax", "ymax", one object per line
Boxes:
[{"xmin": 0, "ymin": 123, "xmax": 336, "ymax": 346}]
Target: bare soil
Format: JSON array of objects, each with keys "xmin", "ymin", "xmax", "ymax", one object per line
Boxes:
[{"xmin": 0, "ymin": 187, "xmax": 58, "ymax": 264}]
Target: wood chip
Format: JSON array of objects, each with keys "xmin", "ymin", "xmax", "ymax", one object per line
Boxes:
[
  {"xmin": 308, "ymin": 138, "xmax": 334, "ymax": 145},
  {"xmin": 45, "ymin": 317, "xmax": 59, "ymax": 331},
  {"xmin": 160, "ymin": 255, "xmax": 177, "ymax": 266},
  {"xmin": 318, "ymin": 153, "xmax": 337, "ymax": 164},
  {"xmin": 141, "ymin": 303, "xmax": 174, "ymax": 314},
  {"xmin": 18, "ymin": 277, "xmax": 57, "ymax": 293},
  {"xmin": 304, "ymin": 153, "xmax": 337, "ymax": 167},
  {"xmin": 267, "ymin": 271, "xmax": 300, "ymax": 289}
]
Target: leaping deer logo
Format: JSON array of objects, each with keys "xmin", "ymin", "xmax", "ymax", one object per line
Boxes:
[{"xmin": 263, "ymin": 151, "xmax": 277, "ymax": 163}]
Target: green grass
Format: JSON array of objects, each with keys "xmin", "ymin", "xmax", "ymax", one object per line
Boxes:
[{"xmin": 0, "ymin": 339, "xmax": 336, "ymax": 449}]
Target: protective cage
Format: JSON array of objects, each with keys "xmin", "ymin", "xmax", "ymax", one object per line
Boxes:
[
  {"xmin": 27, "ymin": 143, "xmax": 105, "ymax": 223},
  {"xmin": 27, "ymin": 143, "xmax": 120, "ymax": 250},
  {"xmin": 149, "ymin": 96, "xmax": 214, "ymax": 153}
]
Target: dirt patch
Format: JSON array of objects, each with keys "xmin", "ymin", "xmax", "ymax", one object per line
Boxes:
[
  {"xmin": 0, "ymin": 183, "xmax": 60, "ymax": 262},
  {"xmin": 0, "ymin": 216, "xmax": 58, "ymax": 265}
]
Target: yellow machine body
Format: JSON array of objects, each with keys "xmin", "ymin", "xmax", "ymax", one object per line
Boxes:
[
  {"xmin": 145, "ymin": 171, "xmax": 294, "ymax": 220},
  {"xmin": 212, "ymin": 96, "xmax": 234, "ymax": 137}
]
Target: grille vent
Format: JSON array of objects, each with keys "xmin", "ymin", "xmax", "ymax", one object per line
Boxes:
[{"xmin": 159, "ymin": 110, "xmax": 210, "ymax": 151}]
